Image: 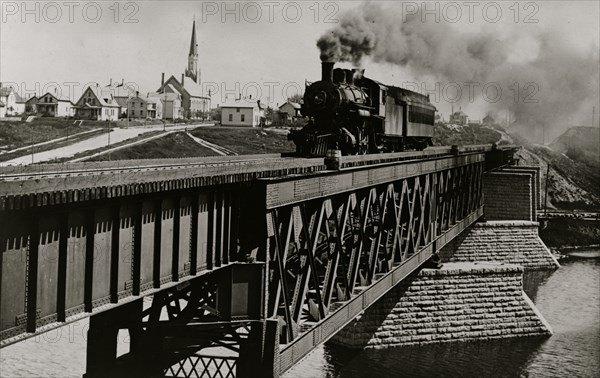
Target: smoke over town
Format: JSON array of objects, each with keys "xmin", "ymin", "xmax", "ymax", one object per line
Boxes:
[{"xmin": 317, "ymin": 2, "xmax": 600, "ymax": 143}]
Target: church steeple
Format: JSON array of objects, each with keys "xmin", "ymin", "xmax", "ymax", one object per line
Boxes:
[
  {"xmin": 185, "ymin": 17, "xmax": 199, "ymax": 84},
  {"xmin": 189, "ymin": 17, "xmax": 198, "ymax": 57}
]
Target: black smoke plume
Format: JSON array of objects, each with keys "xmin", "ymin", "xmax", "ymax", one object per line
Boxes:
[{"xmin": 317, "ymin": 2, "xmax": 600, "ymax": 143}]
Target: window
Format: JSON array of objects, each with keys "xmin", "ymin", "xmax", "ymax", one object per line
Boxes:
[
  {"xmin": 241, "ymin": 114, "xmax": 245, "ymax": 122},
  {"xmin": 228, "ymin": 114, "xmax": 233, "ymax": 122},
  {"xmin": 236, "ymin": 108, "xmax": 240, "ymax": 112},
  {"xmin": 408, "ymin": 106, "xmax": 435, "ymax": 125}
]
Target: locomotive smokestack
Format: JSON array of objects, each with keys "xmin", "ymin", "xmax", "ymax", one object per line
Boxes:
[
  {"xmin": 345, "ymin": 70, "xmax": 354, "ymax": 85},
  {"xmin": 322, "ymin": 62, "xmax": 334, "ymax": 82}
]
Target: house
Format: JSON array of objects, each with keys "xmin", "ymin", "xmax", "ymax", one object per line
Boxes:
[
  {"xmin": 220, "ymin": 99, "xmax": 265, "ymax": 127},
  {"xmin": 145, "ymin": 97, "xmax": 162, "ymax": 119},
  {"xmin": 25, "ymin": 96, "xmax": 38, "ymax": 113},
  {"xmin": 482, "ymin": 114, "xmax": 495, "ymax": 125},
  {"xmin": 157, "ymin": 74, "xmax": 209, "ymax": 120},
  {"xmin": 126, "ymin": 93, "xmax": 149, "ymax": 119},
  {"xmin": 147, "ymin": 90, "xmax": 182, "ymax": 120},
  {"xmin": 0, "ymin": 85, "xmax": 25, "ymax": 116},
  {"xmin": 113, "ymin": 96, "xmax": 130, "ymax": 118},
  {"xmin": 36, "ymin": 92, "xmax": 74, "ymax": 117},
  {"xmin": 15, "ymin": 95, "xmax": 26, "ymax": 115},
  {"xmin": 278, "ymin": 101, "xmax": 301, "ymax": 121},
  {"xmin": 74, "ymin": 85, "xmax": 119, "ymax": 121},
  {"xmin": 449, "ymin": 108, "xmax": 469, "ymax": 126}
]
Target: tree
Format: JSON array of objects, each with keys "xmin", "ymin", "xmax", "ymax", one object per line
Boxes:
[
  {"xmin": 287, "ymin": 94, "xmax": 303, "ymax": 104},
  {"xmin": 264, "ymin": 106, "xmax": 278, "ymax": 124}
]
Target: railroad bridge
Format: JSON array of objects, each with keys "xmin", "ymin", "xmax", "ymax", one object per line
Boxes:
[{"xmin": 0, "ymin": 145, "xmax": 523, "ymax": 377}]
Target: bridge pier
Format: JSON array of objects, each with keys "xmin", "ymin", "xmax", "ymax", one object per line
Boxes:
[
  {"xmin": 330, "ymin": 262, "xmax": 552, "ymax": 349},
  {"xmin": 440, "ymin": 165, "xmax": 559, "ymax": 270},
  {"xmin": 439, "ymin": 221, "xmax": 560, "ymax": 270},
  {"xmin": 238, "ymin": 319, "xmax": 280, "ymax": 378}
]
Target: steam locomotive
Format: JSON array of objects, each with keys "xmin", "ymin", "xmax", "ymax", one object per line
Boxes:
[{"xmin": 289, "ymin": 62, "xmax": 436, "ymax": 156}]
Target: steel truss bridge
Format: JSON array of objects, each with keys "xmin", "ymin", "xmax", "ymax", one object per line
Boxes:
[{"xmin": 0, "ymin": 145, "xmax": 516, "ymax": 377}]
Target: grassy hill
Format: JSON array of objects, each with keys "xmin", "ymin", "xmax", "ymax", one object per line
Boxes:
[
  {"xmin": 87, "ymin": 132, "xmax": 218, "ymax": 161},
  {"xmin": 0, "ymin": 118, "xmax": 102, "ymax": 151},
  {"xmin": 189, "ymin": 127, "xmax": 294, "ymax": 155},
  {"xmin": 89, "ymin": 127, "xmax": 295, "ymax": 161}
]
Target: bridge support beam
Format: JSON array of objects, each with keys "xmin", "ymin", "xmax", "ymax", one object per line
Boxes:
[
  {"xmin": 238, "ymin": 319, "xmax": 280, "ymax": 378},
  {"xmin": 84, "ymin": 299, "xmax": 145, "ymax": 378}
]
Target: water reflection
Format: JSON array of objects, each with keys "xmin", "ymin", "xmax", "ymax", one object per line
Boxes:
[{"xmin": 321, "ymin": 337, "xmax": 548, "ymax": 378}]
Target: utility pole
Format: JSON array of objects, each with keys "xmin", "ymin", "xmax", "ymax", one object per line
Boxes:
[
  {"xmin": 31, "ymin": 132, "xmax": 34, "ymax": 164},
  {"xmin": 107, "ymin": 119, "xmax": 111, "ymax": 160},
  {"xmin": 208, "ymin": 89, "xmax": 212, "ymax": 121},
  {"xmin": 542, "ymin": 125, "xmax": 546, "ymax": 145},
  {"xmin": 544, "ymin": 164, "xmax": 550, "ymax": 217}
]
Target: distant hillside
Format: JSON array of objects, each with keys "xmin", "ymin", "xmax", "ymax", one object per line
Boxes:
[
  {"xmin": 517, "ymin": 145, "xmax": 600, "ymax": 210},
  {"xmin": 506, "ymin": 126, "xmax": 600, "ymax": 211},
  {"xmin": 550, "ymin": 127, "xmax": 599, "ymax": 170},
  {"xmin": 432, "ymin": 123, "xmax": 502, "ymax": 146}
]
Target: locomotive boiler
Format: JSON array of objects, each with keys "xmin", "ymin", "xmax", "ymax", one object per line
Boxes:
[{"xmin": 289, "ymin": 62, "xmax": 436, "ymax": 156}]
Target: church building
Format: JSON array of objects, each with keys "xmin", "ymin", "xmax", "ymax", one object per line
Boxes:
[{"xmin": 157, "ymin": 19, "xmax": 209, "ymax": 120}]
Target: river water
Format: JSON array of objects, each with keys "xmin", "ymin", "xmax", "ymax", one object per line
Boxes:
[
  {"xmin": 0, "ymin": 252, "xmax": 598, "ymax": 378},
  {"xmin": 284, "ymin": 251, "xmax": 600, "ymax": 378}
]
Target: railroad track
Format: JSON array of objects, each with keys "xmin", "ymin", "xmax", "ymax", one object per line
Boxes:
[{"xmin": 0, "ymin": 154, "xmax": 296, "ymax": 182}]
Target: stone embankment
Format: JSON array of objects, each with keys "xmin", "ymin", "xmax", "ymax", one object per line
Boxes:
[{"xmin": 330, "ymin": 263, "xmax": 552, "ymax": 349}]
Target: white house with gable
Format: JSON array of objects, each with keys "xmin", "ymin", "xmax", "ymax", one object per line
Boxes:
[{"xmin": 220, "ymin": 98, "xmax": 265, "ymax": 127}]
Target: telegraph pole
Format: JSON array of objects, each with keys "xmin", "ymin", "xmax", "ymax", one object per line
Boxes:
[{"xmin": 107, "ymin": 119, "xmax": 111, "ymax": 160}]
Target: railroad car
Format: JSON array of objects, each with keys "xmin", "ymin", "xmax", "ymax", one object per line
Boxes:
[{"xmin": 289, "ymin": 62, "xmax": 436, "ymax": 156}]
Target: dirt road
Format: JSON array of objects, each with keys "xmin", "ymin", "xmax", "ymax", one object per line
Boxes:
[{"xmin": 1, "ymin": 124, "xmax": 212, "ymax": 165}]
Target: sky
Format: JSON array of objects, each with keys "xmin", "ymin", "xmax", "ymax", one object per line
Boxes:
[{"xmin": 1, "ymin": 0, "xmax": 599, "ymax": 121}]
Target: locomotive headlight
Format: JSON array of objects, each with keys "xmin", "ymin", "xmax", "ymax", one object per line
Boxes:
[{"xmin": 313, "ymin": 91, "xmax": 326, "ymax": 106}]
